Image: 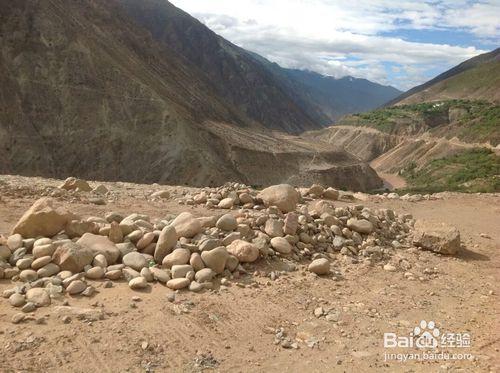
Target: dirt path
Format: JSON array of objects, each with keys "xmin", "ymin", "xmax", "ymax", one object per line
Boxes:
[{"xmin": 0, "ymin": 177, "xmax": 498, "ymax": 372}]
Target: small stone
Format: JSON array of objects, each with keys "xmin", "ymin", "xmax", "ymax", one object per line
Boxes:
[
  {"xmin": 67, "ymin": 280, "xmax": 87, "ymax": 295},
  {"xmin": 162, "ymin": 248, "xmax": 191, "ymax": 268},
  {"xmin": 19, "ymin": 269, "xmax": 38, "ymax": 282},
  {"xmin": 150, "ymin": 267, "xmax": 171, "ymax": 283},
  {"xmin": 129, "ymin": 277, "xmax": 148, "ymax": 290},
  {"xmin": 93, "ymin": 254, "xmax": 108, "ymax": 268},
  {"xmin": 171, "ymin": 264, "xmax": 193, "ymax": 279},
  {"xmin": 31, "ymin": 256, "xmax": 53, "ymax": 270},
  {"xmin": 166, "ymin": 278, "xmax": 190, "ymax": 290},
  {"xmin": 123, "ymin": 252, "xmax": 147, "ymax": 271},
  {"xmin": 347, "ymin": 218, "xmax": 374, "ymax": 234},
  {"xmin": 216, "ymin": 214, "xmax": 238, "ymax": 231},
  {"xmin": 86, "ymin": 266, "xmax": 105, "ymax": 279},
  {"xmin": 270, "ymin": 237, "xmax": 292, "ymax": 254},
  {"xmin": 226, "ymin": 240, "xmax": 259, "ymax": 262},
  {"xmin": 218, "ymin": 198, "xmax": 235, "ymax": 209},
  {"xmin": 82, "ymin": 286, "xmax": 95, "ymax": 297},
  {"xmin": 189, "ymin": 281, "xmax": 204, "ymax": 292},
  {"xmin": 12, "ymin": 313, "xmax": 25, "ymax": 324},
  {"xmin": 154, "ymin": 225, "xmax": 177, "ymax": 263},
  {"xmin": 383, "ymin": 264, "xmax": 397, "ymax": 272},
  {"xmin": 26, "ymin": 288, "xmax": 51, "ymax": 307},
  {"xmin": 308, "ymin": 258, "xmax": 330, "ymax": 275},
  {"xmin": 171, "ymin": 212, "xmax": 202, "ymax": 239},
  {"xmin": 189, "ymin": 253, "xmax": 205, "ymax": 271},
  {"xmin": 139, "ymin": 267, "xmax": 153, "ymax": 282},
  {"xmin": 201, "ymin": 247, "xmax": 229, "ymax": 274},
  {"xmin": 257, "ymin": 184, "xmax": 300, "ymax": 213},
  {"xmin": 105, "ymin": 269, "xmax": 122, "ymax": 280},
  {"xmin": 37, "ymin": 263, "xmax": 60, "ymax": 277},
  {"xmin": 22, "ymin": 302, "xmax": 36, "ymax": 313},
  {"xmin": 7, "ymin": 234, "xmax": 24, "ymax": 251},
  {"xmin": 9, "ymin": 293, "xmax": 26, "ymax": 307},
  {"xmin": 314, "ymin": 307, "xmax": 324, "ymax": 317},
  {"xmin": 195, "ymin": 268, "xmax": 215, "ymax": 283}
]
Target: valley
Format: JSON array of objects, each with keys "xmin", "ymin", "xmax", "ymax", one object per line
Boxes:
[{"xmin": 0, "ymin": 1, "xmax": 498, "ymax": 372}]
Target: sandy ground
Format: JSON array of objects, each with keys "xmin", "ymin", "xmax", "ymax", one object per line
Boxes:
[{"xmin": 0, "ymin": 176, "xmax": 499, "ymax": 372}]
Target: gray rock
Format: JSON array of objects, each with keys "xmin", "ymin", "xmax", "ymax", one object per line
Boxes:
[
  {"xmin": 270, "ymin": 237, "xmax": 292, "ymax": 254},
  {"xmin": 66, "ymin": 280, "xmax": 87, "ymax": 295},
  {"xmin": 154, "ymin": 225, "xmax": 177, "ymax": 263},
  {"xmin": 216, "ymin": 214, "xmax": 238, "ymax": 231},
  {"xmin": 347, "ymin": 218, "xmax": 374, "ymax": 234},
  {"xmin": 122, "ymin": 252, "xmax": 147, "ymax": 271},
  {"xmin": 201, "ymin": 247, "xmax": 229, "ymax": 274},
  {"xmin": 194, "ymin": 268, "xmax": 215, "ymax": 283},
  {"xmin": 171, "ymin": 264, "xmax": 194, "ymax": 279}
]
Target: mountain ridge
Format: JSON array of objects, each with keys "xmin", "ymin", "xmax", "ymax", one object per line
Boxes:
[{"xmin": 388, "ymin": 48, "xmax": 500, "ymax": 106}]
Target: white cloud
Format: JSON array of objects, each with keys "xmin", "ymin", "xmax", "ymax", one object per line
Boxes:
[{"xmin": 170, "ymin": 0, "xmax": 496, "ymax": 89}]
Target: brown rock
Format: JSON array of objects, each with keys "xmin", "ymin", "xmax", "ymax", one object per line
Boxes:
[
  {"xmin": 52, "ymin": 242, "xmax": 94, "ymax": 273},
  {"xmin": 257, "ymin": 184, "xmax": 299, "ymax": 213},
  {"xmin": 413, "ymin": 221, "xmax": 461, "ymax": 255},
  {"xmin": 77, "ymin": 233, "xmax": 120, "ymax": 264},
  {"xmin": 227, "ymin": 240, "xmax": 259, "ymax": 263},
  {"xmin": 59, "ymin": 177, "xmax": 92, "ymax": 191},
  {"xmin": 171, "ymin": 212, "xmax": 202, "ymax": 238},
  {"xmin": 12, "ymin": 198, "xmax": 78, "ymax": 238},
  {"xmin": 65, "ymin": 220, "xmax": 98, "ymax": 238},
  {"xmin": 154, "ymin": 226, "xmax": 177, "ymax": 263}
]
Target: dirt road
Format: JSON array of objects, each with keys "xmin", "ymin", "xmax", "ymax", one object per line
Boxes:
[{"xmin": 0, "ymin": 176, "xmax": 498, "ymax": 372}]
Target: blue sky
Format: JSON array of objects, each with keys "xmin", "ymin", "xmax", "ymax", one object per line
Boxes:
[{"xmin": 170, "ymin": 0, "xmax": 499, "ymax": 90}]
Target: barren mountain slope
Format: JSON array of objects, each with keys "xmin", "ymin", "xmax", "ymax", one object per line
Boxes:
[
  {"xmin": 389, "ymin": 48, "xmax": 500, "ymax": 105},
  {"xmin": 119, "ymin": 0, "xmax": 328, "ymax": 133},
  {"xmin": 0, "ymin": 0, "xmax": 381, "ymax": 191}
]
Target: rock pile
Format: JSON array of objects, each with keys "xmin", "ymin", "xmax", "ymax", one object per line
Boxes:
[{"xmin": 0, "ymin": 183, "xmax": 461, "ymax": 315}]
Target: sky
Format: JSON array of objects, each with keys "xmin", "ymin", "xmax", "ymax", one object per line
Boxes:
[{"xmin": 169, "ymin": 0, "xmax": 499, "ymax": 91}]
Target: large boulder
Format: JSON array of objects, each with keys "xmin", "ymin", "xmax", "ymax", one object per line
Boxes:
[
  {"xmin": 12, "ymin": 198, "xmax": 78, "ymax": 238},
  {"xmin": 413, "ymin": 221, "xmax": 461, "ymax": 255},
  {"xmin": 227, "ymin": 240, "xmax": 259, "ymax": 263},
  {"xmin": 77, "ymin": 233, "xmax": 120, "ymax": 264},
  {"xmin": 170, "ymin": 212, "xmax": 202, "ymax": 238},
  {"xmin": 257, "ymin": 184, "xmax": 299, "ymax": 213},
  {"xmin": 52, "ymin": 242, "xmax": 94, "ymax": 273}
]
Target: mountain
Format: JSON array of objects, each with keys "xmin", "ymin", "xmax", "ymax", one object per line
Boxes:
[
  {"xmin": 389, "ymin": 48, "xmax": 500, "ymax": 105},
  {"xmin": 314, "ymin": 48, "xmax": 500, "ymax": 193},
  {"xmin": 282, "ymin": 69, "xmax": 401, "ymax": 121},
  {"xmin": 119, "ymin": 0, "xmax": 401, "ymax": 127},
  {"xmin": 0, "ymin": 0, "xmax": 382, "ymax": 190},
  {"xmin": 119, "ymin": 0, "xmax": 328, "ymax": 133}
]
